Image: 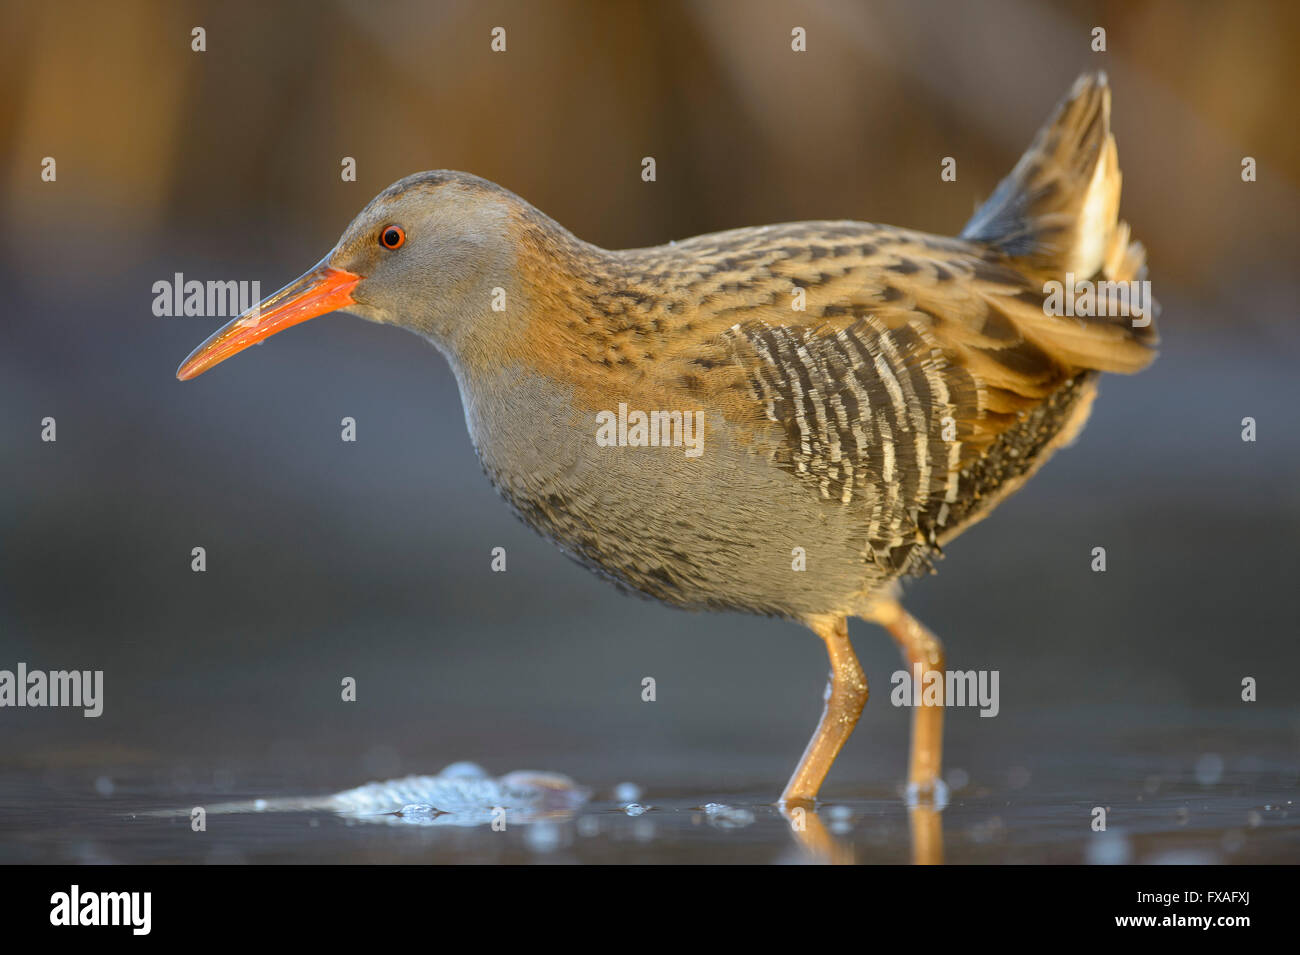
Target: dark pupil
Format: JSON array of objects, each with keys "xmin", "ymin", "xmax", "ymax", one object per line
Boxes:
[{"xmin": 384, "ymin": 228, "xmax": 400, "ymax": 247}]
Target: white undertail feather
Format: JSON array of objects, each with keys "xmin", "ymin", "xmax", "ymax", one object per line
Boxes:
[{"xmin": 962, "ymin": 72, "xmax": 1157, "ymax": 374}]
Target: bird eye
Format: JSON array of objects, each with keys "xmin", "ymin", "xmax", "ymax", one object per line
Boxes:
[{"xmin": 380, "ymin": 225, "xmax": 405, "ymax": 250}]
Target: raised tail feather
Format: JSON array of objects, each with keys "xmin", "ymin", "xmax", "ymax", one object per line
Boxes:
[{"xmin": 962, "ymin": 72, "xmax": 1158, "ymax": 371}]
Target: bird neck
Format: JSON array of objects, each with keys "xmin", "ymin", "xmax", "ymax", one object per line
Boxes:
[{"xmin": 433, "ymin": 207, "xmax": 600, "ymax": 369}]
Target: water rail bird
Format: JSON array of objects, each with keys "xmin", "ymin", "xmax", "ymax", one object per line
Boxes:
[{"xmin": 177, "ymin": 73, "xmax": 1156, "ymax": 811}]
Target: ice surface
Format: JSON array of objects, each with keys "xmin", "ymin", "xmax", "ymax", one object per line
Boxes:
[
  {"xmin": 163, "ymin": 762, "xmax": 590, "ymax": 827},
  {"xmin": 326, "ymin": 763, "xmax": 588, "ymax": 826}
]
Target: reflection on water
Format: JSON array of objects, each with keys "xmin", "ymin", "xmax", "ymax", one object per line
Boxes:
[
  {"xmin": 3, "ymin": 702, "xmax": 1296, "ymax": 864},
  {"xmin": 157, "ymin": 761, "xmax": 940, "ymax": 862},
  {"xmin": 138, "ymin": 760, "xmax": 921, "ymax": 863},
  {"xmin": 4, "ymin": 761, "xmax": 1295, "ymax": 865}
]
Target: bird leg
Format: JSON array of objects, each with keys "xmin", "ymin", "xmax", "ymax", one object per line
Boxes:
[
  {"xmin": 866, "ymin": 598, "xmax": 945, "ymax": 796},
  {"xmin": 908, "ymin": 803, "xmax": 944, "ymax": 866},
  {"xmin": 779, "ymin": 615, "xmax": 867, "ymax": 808},
  {"xmin": 779, "ymin": 803, "xmax": 855, "ymax": 864}
]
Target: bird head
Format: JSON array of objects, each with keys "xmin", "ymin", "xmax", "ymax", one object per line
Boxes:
[{"xmin": 176, "ymin": 171, "xmax": 522, "ymax": 381}]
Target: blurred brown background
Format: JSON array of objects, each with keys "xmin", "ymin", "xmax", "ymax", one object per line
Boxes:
[
  {"xmin": 1, "ymin": 0, "xmax": 1297, "ymax": 862},
  {"xmin": 2, "ymin": 0, "xmax": 1297, "ymax": 297}
]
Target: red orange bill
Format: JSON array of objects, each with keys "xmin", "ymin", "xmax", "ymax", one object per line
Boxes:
[{"xmin": 175, "ymin": 263, "xmax": 361, "ymax": 381}]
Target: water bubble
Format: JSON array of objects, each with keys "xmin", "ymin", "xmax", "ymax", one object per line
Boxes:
[
  {"xmin": 905, "ymin": 779, "xmax": 949, "ymax": 809},
  {"xmin": 946, "ymin": 768, "xmax": 970, "ymax": 792},
  {"xmin": 624, "ymin": 803, "xmax": 647, "ymax": 817},
  {"xmin": 823, "ymin": 805, "xmax": 854, "ymax": 835},
  {"xmin": 632, "ymin": 818, "xmax": 656, "ymax": 842},
  {"xmin": 440, "ymin": 761, "xmax": 488, "ymax": 779},
  {"xmin": 613, "ymin": 782, "xmax": 642, "ymax": 803},
  {"xmin": 969, "ymin": 815, "xmax": 1005, "ymax": 845},
  {"xmin": 1194, "ymin": 753, "xmax": 1224, "ymax": 786},
  {"xmin": 93, "ymin": 776, "xmax": 114, "ymax": 797},
  {"xmin": 525, "ymin": 822, "xmax": 562, "ymax": 853},
  {"xmin": 702, "ymin": 804, "xmax": 755, "ymax": 829},
  {"xmin": 1086, "ymin": 830, "xmax": 1132, "ymax": 865}
]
